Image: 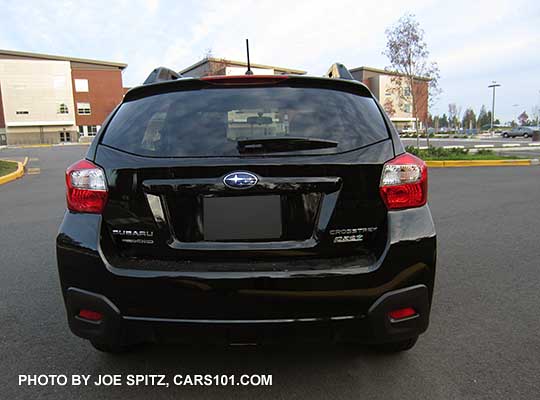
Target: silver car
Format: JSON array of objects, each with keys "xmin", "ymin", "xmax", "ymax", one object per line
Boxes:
[{"xmin": 502, "ymin": 127, "xmax": 536, "ymax": 138}]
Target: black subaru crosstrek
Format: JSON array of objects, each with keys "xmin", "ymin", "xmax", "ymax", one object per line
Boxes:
[{"xmin": 56, "ymin": 67, "xmax": 436, "ymax": 353}]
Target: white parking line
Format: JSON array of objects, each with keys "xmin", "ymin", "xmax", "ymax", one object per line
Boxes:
[
  {"xmin": 474, "ymin": 144, "xmax": 495, "ymax": 148},
  {"xmin": 528, "ymin": 143, "xmax": 540, "ymax": 146},
  {"xmin": 443, "ymin": 145, "xmax": 465, "ymax": 149},
  {"xmin": 502, "ymin": 143, "xmax": 521, "ymax": 147}
]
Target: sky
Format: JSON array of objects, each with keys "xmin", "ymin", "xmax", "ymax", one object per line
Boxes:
[{"xmin": 1, "ymin": 0, "xmax": 539, "ymax": 122}]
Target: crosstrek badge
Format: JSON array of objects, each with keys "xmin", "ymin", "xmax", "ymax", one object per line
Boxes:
[{"xmin": 329, "ymin": 227, "xmax": 378, "ymax": 244}]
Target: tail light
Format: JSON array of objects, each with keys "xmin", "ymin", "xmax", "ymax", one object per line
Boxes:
[
  {"xmin": 388, "ymin": 307, "xmax": 417, "ymax": 321},
  {"xmin": 65, "ymin": 159, "xmax": 108, "ymax": 213},
  {"xmin": 379, "ymin": 153, "xmax": 427, "ymax": 210},
  {"xmin": 78, "ymin": 309, "xmax": 103, "ymax": 322}
]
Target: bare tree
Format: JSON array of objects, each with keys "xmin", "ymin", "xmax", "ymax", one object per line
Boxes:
[
  {"xmin": 448, "ymin": 103, "xmax": 462, "ymax": 132},
  {"xmin": 383, "ymin": 14, "xmax": 441, "ymax": 148},
  {"xmin": 531, "ymin": 105, "xmax": 540, "ymax": 127},
  {"xmin": 383, "ymin": 97, "xmax": 397, "ymax": 118},
  {"xmin": 518, "ymin": 111, "xmax": 529, "ymax": 126}
]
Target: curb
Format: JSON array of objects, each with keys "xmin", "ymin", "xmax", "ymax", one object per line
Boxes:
[
  {"xmin": 426, "ymin": 159, "xmax": 536, "ymax": 168},
  {"xmin": 4, "ymin": 143, "xmax": 91, "ymax": 149},
  {"xmin": 0, "ymin": 156, "xmax": 28, "ymax": 185},
  {"xmin": 16, "ymin": 144, "xmax": 53, "ymax": 149}
]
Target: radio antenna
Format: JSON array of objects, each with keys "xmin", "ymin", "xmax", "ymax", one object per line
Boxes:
[{"xmin": 245, "ymin": 39, "xmax": 253, "ymax": 75}]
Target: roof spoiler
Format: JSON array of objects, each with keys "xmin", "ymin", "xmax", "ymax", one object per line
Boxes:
[
  {"xmin": 143, "ymin": 67, "xmax": 182, "ymax": 85},
  {"xmin": 325, "ymin": 63, "xmax": 355, "ymax": 81}
]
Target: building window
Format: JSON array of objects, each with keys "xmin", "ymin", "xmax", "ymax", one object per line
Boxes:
[
  {"xmin": 87, "ymin": 125, "xmax": 98, "ymax": 136},
  {"xmin": 403, "ymin": 86, "xmax": 411, "ymax": 97},
  {"xmin": 74, "ymin": 79, "xmax": 89, "ymax": 92},
  {"xmin": 78, "ymin": 125, "xmax": 85, "ymax": 134},
  {"xmin": 404, "ymin": 104, "xmax": 412, "ymax": 113},
  {"xmin": 77, "ymin": 102, "xmax": 91, "ymax": 115},
  {"xmin": 58, "ymin": 103, "xmax": 69, "ymax": 114},
  {"xmin": 16, "ymin": 110, "xmax": 29, "ymax": 115},
  {"xmin": 59, "ymin": 132, "xmax": 71, "ymax": 142}
]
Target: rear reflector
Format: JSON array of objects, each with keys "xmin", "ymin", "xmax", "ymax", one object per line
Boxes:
[
  {"xmin": 65, "ymin": 159, "xmax": 108, "ymax": 213},
  {"xmin": 78, "ymin": 309, "xmax": 103, "ymax": 322},
  {"xmin": 379, "ymin": 152, "xmax": 427, "ymax": 210},
  {"xmin": 388, "ymin": 307, "xmax": 417, "ymax": 320}
]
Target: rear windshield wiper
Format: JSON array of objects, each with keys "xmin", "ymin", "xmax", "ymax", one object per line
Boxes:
[{"xmin": 237, "ymin": 137, "xmax": 338, "ymax": 153}]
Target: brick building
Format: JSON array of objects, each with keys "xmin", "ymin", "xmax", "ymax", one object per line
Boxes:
[{"xmin": 0, "ymin": 49, "xmax": 126, "ymax": 145}]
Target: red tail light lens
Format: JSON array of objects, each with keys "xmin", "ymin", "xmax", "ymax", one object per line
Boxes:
[
  {"xmin": 78, "ymin": 309, "xmax": 103, "ymax": 322},
  {"xmin": 379, "ymin": 153, "xmax": 427, "ymax": 210},
  {"xmin": 388, "ymin": 307, "xmax": 417, "ymax": 320},
  {"xmin": 66, "ymin": 159, "xmax": 108, "ymax": 213}
]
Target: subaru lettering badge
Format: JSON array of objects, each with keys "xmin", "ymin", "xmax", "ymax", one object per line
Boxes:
[{"xmin": 223, "ymin": 172, "xmax": 258, "ymax": 189}]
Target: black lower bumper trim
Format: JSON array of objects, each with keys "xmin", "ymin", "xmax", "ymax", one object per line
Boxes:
[{"xmin": 64, "ymin": 285, "xmax": 430, "ymax": 346}]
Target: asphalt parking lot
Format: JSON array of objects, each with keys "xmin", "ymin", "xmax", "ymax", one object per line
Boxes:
[{"xmin": 1, "ymin": 145, "xmax": 540, "ymax": 399}]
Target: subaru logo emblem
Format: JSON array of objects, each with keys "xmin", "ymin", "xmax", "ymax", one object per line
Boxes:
[{"xmin": 223, "ymin": 172, "xmax": 258, "ymax": 189}]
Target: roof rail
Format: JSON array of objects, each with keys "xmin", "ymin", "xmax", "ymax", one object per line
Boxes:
[
  {"xmin": 143, "ymin": 67, "xmax": 182, "ymax": 85},
  {"xmin": 325, "ymin": 63, "xmax": 356, "ymax": 81}
]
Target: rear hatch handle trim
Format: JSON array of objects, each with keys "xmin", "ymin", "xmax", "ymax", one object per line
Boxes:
[
  {"xmin": 142, "ymin": 176, "xmax": 342, "ymax": 195},
  {"xmin": 143, "ymin": 176, "xmax": 343, "ymax": 251}
]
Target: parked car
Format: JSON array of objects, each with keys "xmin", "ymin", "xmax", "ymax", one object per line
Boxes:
[
  {"xmin": 57, "ymin": 68, "xmax": 436, "ymax": 354},
  {"xmin": 502, "ymin": 127, "xmax": 535, "ymax": 138}
]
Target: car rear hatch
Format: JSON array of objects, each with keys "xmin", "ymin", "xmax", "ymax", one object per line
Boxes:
[{"xmin": 94, "ymin": 76, "xmax": 395, "ymax": 271}]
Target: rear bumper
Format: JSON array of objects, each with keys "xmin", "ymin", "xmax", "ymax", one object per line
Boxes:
[
  {"xmin": 65, "ymin": 284, "xmax": 430, "ymax": 345},
  {"xmin": 56, "ymin": 205, "xmax": 436, "ymax": 345}
]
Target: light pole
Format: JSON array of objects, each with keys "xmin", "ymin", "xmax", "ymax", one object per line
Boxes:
[
  {"xmin": 537, "ymin": 90, "xmax": 540, "ymax": 127},
  {"xmin": 488, "ymin": 81, "xmax": 501, "ymax": 131}
]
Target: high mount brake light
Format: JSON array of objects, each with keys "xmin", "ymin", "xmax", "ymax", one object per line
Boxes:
[
  {"xmin": 200, "ymin": 75, "xmax": 289, "ymax": 85},
  {"xmin": 379, "ymin": 153, "xmax": 428, "ymax": 210},
  {"xmin": 65, "ymin": 159, "xmax": 108, "ymax": 214}
]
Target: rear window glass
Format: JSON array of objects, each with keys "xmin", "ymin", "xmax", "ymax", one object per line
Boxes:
[{"xmin": 102, "ymin": 86, "xmax": 389, "ymax": 157}]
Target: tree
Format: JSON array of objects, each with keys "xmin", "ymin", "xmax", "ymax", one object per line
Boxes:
[
  {"xmin": 383, "ymin": 14, "xmax": 441, "ymax": 147},
  {"xmin": 440, "ymin": 113, "xmax": 449, "ymax": 128},
  {"xmin": 383, "ymin": 97, "xmax": 396, "ymax": 117},
  {"xmin": 477, "ymin": 105, "xmax": 488, "ymax": 128},
  {"xmin": 448, "ymin": 103, "xmax": 461, "ymax": 131},
  {"xmin": 518, "ymin": 111, "xmax": 529, "ymax": 126},
  {"xmin": 433, "ymin": 115, "xmax": 439, "ymax": 132},
  {"xmin": 531, "ymin": 105, "xmax": 540, "ymax": 126},
  {"xmin": 462, "ymin": 108, "xmax": 477, "ymax": 131},
  {"xmin": 427, "ymin": 113, "xmax": 433, "ymax": 128},
  {"xmin": 477, "ymin": 105, "xmax": 494, "ymax": 130}
]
